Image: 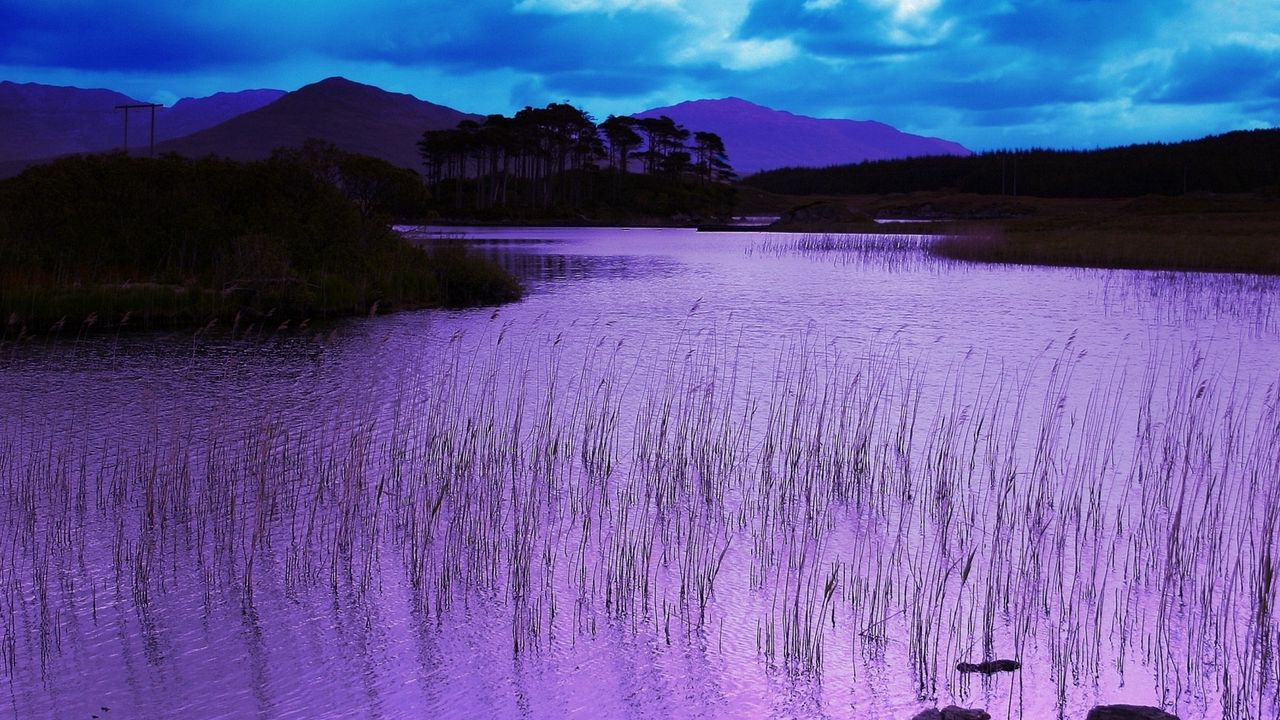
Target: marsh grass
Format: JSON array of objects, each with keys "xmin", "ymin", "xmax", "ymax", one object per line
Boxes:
[
  {"xmin": 748, "ymin": 193, "xmax": 1280, "ymax": 276},
  {"xmin": 746, "ymin": 233, "xmax": 938, "ymax": 271},
  {"xmin": 928, "ymin": 198, "xmax": 1280, "ymax": 276},
  {"xmin": 749, "ymin": 232, "xmax": 1280, "ymax": 339},
  {"xmin": 1, "ymin": 326, "xmax": 1278, "ymax": 718}
]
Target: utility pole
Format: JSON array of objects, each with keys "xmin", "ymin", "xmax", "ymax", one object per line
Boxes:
[{"xmin": 115, "ymin": 103, "xmax": 161, "ymax": 156}]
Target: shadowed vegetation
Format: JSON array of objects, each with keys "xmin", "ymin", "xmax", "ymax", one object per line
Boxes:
[
  {"xmin": 928, "ymin": 193, "xmax": 1280, "ymax": 274},
  {"xmin": 743, "ymin": 129, "xmax": 1280, "ymax": 199},
  {"xmin": 419, "ymin": 104, "xmax": 736, "ymax": 222},
  {"xmin": 734, "ymin": 190, "xmax": 1280, "ymax": 276},
  {"xmin": 0, "ymin": 145, "xmax": 521, "ymax": 335}
]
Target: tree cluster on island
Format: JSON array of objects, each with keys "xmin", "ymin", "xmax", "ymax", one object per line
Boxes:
[
  {"xmin": 0, "ymin": 143, "xmax": 521, "ymax": 334},
  {"xmin": 417, "ymin": 104, "xmax": 737, "ymax": 221}
]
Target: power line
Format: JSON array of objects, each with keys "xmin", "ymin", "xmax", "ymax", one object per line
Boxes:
[{"xmin": 115, "ymin": 103, "xmax": 162, "ymax": 156}]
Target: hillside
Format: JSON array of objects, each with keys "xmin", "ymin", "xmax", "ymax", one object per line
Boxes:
[
  {"xmin": 158, "ymin": 89, "xmax": 286, "ymax": 140},
  {"xmin": 743, "ymin": 129, "xmax": 1280, "ymax": 198},
  {"xmin": 156, "ymin": 77, "xmax": 477, "ymax": 172},
  {"xmin": 634, "ymin": 97, "xmax": 970, "ymax": 175},
  {"xmin": 0, "ymin": 81, "xmax": 139, "ymax": 162},
  {"xmin": 0, "ymin": 81, "xmax": 282, "ymax": 164}
]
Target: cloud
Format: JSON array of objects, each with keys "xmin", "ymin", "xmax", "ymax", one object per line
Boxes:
[
  {"xmin": 1145, "ymin": 43, "xmax": 1280, "ymax": 104},
  {"xmin": 533, "ymin": 68, "xmax": 673, "ymax": 97},
  {"xmin": 514, "ymin": 0, "xmax": 679, "ymax": 12},
  {"xmin": 0, "ymin": 0, "xmax": 1275, "ymax": 150}
]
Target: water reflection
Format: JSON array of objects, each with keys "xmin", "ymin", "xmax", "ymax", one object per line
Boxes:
[{"xmin": 483, "ymin": 247, "xmax": 684, "ymax": 288}]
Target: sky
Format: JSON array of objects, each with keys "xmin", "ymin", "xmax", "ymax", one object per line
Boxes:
[{"xmin": 1, "ymin": 0, "xmax": 1276, "ymax": 151}]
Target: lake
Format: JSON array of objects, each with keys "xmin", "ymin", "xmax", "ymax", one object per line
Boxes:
[{"xmin": 2, "ymin": 226, "xmax": 1279, "ymax": 719}]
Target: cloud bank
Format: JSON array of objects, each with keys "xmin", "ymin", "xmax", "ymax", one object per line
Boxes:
[{"xmin": 0, "ymin": 0, "xmax": 1275, "ymax": 149}]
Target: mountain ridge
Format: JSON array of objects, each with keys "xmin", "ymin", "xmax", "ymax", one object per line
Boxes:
[
  {"xmin": 634, "ymin": 96, "xmax": 971, "ymax": 175},
  {"xmin": 2, "ymin": 78, "xmax": 972, "ymax": 178},
  {"xmin": 0, "ymin": 81, "xmax": 284, "ymax": 164},
  {"xmin": 153, "ymin": 77, "xmax": 479, "ymax": 171}
]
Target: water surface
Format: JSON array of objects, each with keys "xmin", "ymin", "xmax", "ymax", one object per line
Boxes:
[{"xmin": 3, "ymin": 227, "xmax": 1279, "ymax": 719}]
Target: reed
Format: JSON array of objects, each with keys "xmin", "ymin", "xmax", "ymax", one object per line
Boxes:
[{"xmin": 1, "ymin": 325, "xmax": 1277, "ymax": 718}]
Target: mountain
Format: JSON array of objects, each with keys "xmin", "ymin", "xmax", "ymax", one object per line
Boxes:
[
  {"xmin": 0, "ymin": 81, "xmax": 138, "ymax": 162},
  {"xmin": 158, "ymin": 89, "xmax": 286, "ymax": 140},
  {"xmin": 634, "ymin": 97, "xmax": 970, "ymax": 176},
  {"xmin": 0, "ymin": 81, "xmax": 283, "ymax": 165},
  {"xmin": 156, "ymin": 77, "xmax": 478, "ymax": 172}
]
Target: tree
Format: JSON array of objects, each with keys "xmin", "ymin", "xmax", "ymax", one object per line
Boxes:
[
  {"xmin": 692, "ymin": 131, "xmax": 736, "ymax": 183},
  {"xmin": 416, "ymin": 105, "xmax": 737, "ymax": 219},
  {"xmin": 600, "ymin": 115, "xmax": 642, "ymax": 173},
  {"xmin": 275, "ymin": 140, "xmax": 428, "ymax": 221}
]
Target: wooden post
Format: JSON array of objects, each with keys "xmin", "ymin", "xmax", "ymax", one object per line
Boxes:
[{"xmin": 115, "ymin": 103, "xmax": 162, "ymax": 155}]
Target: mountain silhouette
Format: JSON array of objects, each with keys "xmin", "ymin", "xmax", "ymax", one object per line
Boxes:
[
  {"xmin": 2, "ymin": 79, "xmax": 966, "ymax": 179},
  {"xmin": 155, "ymin": 77, "xmax": 478, "ymax": 171},
  {"xmin": 158, "ymin": 89, "xmax": 286, "ymax": 141},
  {"xmin": 0, "ymin": 81, "xmax": 282, "ymax": 164},
  {"xmin": 634, "ymin": 97, "xmax": 970, "ymax": 175},
  {"xmin": 1, "ymin": 81, "xmax": 139, "ymax": 162}
]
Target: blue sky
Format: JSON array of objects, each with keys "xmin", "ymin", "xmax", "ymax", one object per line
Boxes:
[{"xmin": 1, "ymin": 0, "xmax": 1276, "ymax": 150}]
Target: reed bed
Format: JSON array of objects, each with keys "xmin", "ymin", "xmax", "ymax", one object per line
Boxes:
[
  {"xmin": 746, "ymin": 233, "xmax": 940, "ymax": 271},
  {"xmin": 1, "ymin": 327, "xmax": 1278, "ymax": 718},
  {"xmin": 746, "ymin": 232, "xmax": 1280, "ymax": 339}
]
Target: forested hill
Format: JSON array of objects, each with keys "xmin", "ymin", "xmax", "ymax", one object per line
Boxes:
[{"xmin": 742, "ymin": 129, "xmax": 1280, "ymax": 198}]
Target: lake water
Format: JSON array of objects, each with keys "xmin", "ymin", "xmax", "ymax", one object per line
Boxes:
[{"xmin": 3, "ymin": 227, "xmax": 1279, "ymax": 719}]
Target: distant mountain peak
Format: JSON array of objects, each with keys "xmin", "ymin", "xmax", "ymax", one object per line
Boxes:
[
  {"xmin": 154, "ymin": 77, "xmax": 477, "ymax": 172},
  {"xmin": 168, "ymin": 89, "xmax": 282, "ymax": 108},
  {"xmin": 635, "ymin": 98, "xmax": 969, "ymax": 175}
]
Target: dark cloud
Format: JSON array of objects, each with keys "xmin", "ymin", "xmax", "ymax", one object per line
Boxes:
[
  {"xmin": 975, "ymin": 0, "xmax": 1188, "ymax": 53},
  {"xmin": 0, "ymin": 2, "xmax": 271, "ymax": 71},
  {"xmin": 0, "ymin": 0, "xmax": 680, "ymax": 77},
  {"xmin": 1147, "ymin": 44, "xmax": 1280, "ymax": 104},
  {"xmin": 321, "ymin": 2, "xmax": 681, "ymax": 74},
  {"xmin": 538, "ymin": 68, "xmax": 674, "ymax": 97},
  {"xmin": 740, "ymin": 0, "xmax": 845, "ymax": 39},
  {"xmin": 960, "ymin": 105, "xmax": 1055, "ymax": 129},
  {"xmin": 741, "ymin": 0, "xmax": 949, "ymax": 53},
  {"xmin": 0, "ymin": 0, "xmax": 1272, "ymax": 149}
]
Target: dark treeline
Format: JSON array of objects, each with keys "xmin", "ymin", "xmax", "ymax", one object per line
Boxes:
[
  {"xmin": 418, "ymin": 104, "xmax": 736, "ymax": 219},
  {"xmin": 0, "ymin": 143, "xmax": 520, "ymax": 333},
  {"xmin": 744, "ymin": 129, "xmax": 1280, "ymax": 198}
]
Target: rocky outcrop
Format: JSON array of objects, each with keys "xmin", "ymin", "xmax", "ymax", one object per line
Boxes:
[
  {"xmin": 908, "ymin": 700, "xmax": 1178, "ymax": 719},
  {"xmin": 910, "ymin": 706, "xmax": 991, "ymax": 720},
  {"xmin": 1085, "ymin": 705, "xmax": 1180, "ymax": 720},
  {"xmin": 956, "ymin": 659, "xmax": 1021, "ymax": 674},
  {"xmin": 873, "ymin": 200, "xmax": 1036, "ymax": 221},
  {"xmin": 769, "ymin": 200, "xmax": 878, "ymax": 231}
]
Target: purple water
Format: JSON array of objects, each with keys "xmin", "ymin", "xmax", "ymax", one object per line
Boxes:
[{"xmin": 2, "ymin": 227, "xmax": 1278, "ymax": 719}]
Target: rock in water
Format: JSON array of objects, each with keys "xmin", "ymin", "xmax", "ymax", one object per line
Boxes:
[
  {"xmin": 909, "ymin": 706, "xmax": 991, "ymax": 720},
  {"xmin": 1085, "ymin": 705, "xmax": 1180, "ymax": 720},
  {"xmin": 956, "ymin": 659, "xmax": 1021, "ymax": 674},
  {"xmin": 770, "ymin": 200, "xmax": 878, "ymax": 231},
  {"xmin": 941, "ymin": 707, "xmax": 991, "ymax": 720}
]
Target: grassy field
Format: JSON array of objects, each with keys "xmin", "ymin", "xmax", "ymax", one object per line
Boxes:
[{"xmin": 928, "ymin": 193, "xmax": 1280, "ymax": 274}]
